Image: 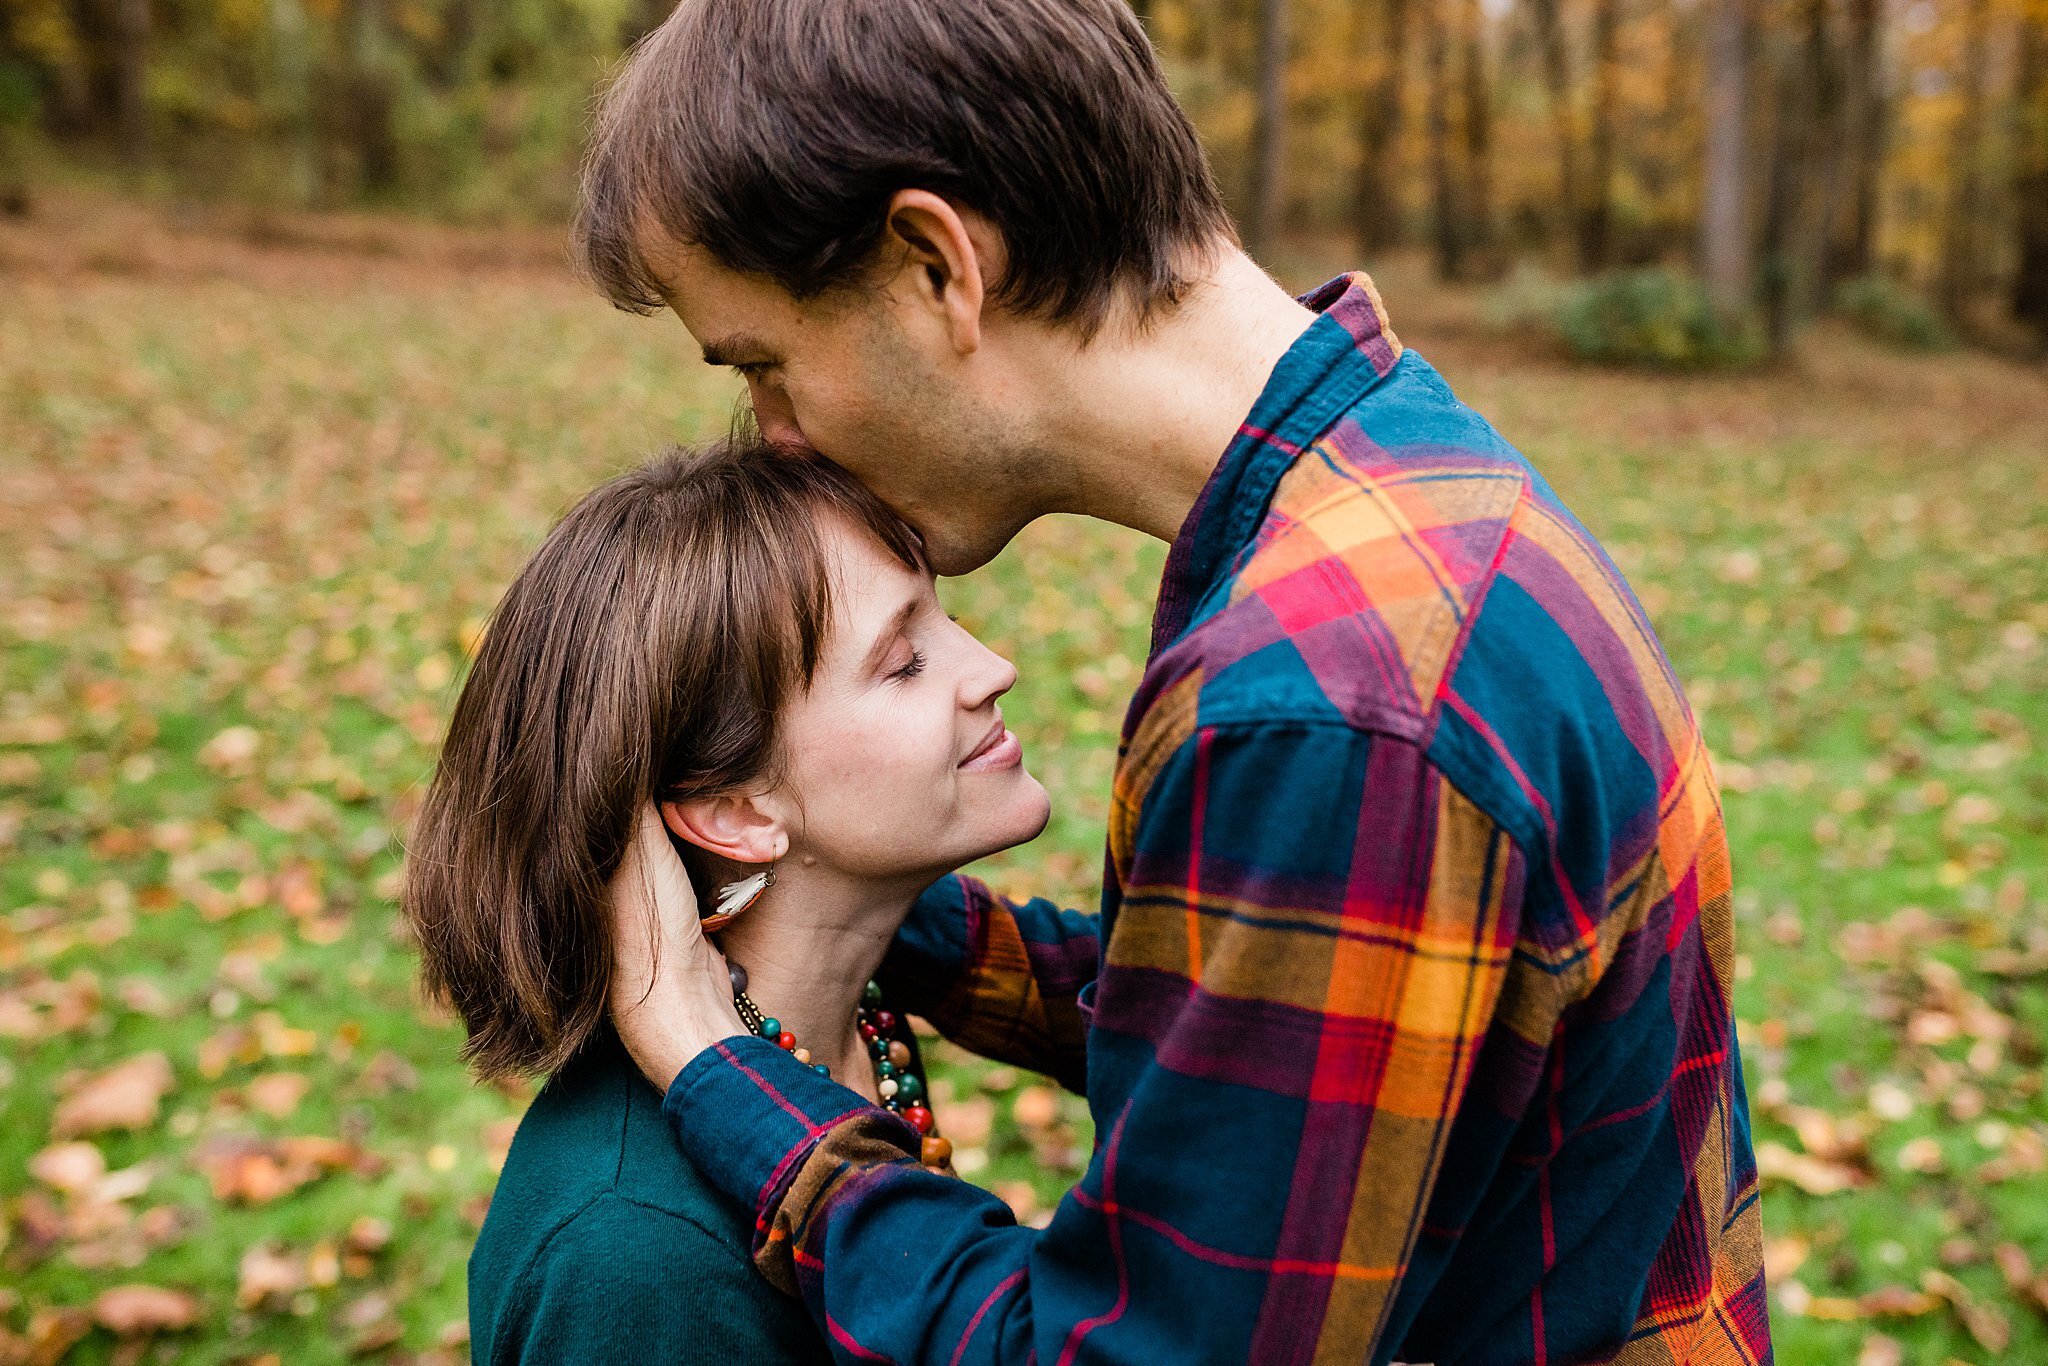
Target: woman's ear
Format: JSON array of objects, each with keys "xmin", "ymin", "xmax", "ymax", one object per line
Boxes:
[{"xmin": 659, "ymin": 794, "xmax": 789, "ymax": 867}]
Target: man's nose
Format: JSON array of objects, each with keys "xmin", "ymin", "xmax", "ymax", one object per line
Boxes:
[{"xmin": 748, "ymin": 380, "xmax": 804, "ymax": 447}]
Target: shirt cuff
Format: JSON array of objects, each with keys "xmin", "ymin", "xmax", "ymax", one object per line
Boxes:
[{"xmin": 661, "ymin": 1034, "xmax": 891, "ymax": 1215}]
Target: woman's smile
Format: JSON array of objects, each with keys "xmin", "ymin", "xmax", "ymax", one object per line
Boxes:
[{"xmin": 959, "ymin": 712, "xmax": 1023, "ymax": 771}]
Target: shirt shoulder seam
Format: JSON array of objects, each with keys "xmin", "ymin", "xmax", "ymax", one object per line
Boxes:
[{"xmin": 1183, "ymin": 714, "xmax": 1539, "ymax": 866}]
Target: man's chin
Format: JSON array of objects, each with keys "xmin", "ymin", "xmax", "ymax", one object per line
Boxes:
[{"xmin": 918, "ymin": 517, "xmax": 1032, "ymax": 578}]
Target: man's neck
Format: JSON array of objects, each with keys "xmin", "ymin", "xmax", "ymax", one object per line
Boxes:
[
  {"xmin": 708, "ymin": 862, "xmax": 916, "ymax": 1097},
  {"xmin": 1024, "ymin": 244, "xmax": 1319, "ymax": 545}
]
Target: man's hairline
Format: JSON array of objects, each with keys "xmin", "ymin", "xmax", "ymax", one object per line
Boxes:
[{"xmin": 630, "ymin": 208, "xmax": 1229, "ymax": 353}]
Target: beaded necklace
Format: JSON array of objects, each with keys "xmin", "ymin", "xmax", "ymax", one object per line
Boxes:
[{"xmin": 727, "ymin": 961, "xmax": 953, "ymax": 1173}]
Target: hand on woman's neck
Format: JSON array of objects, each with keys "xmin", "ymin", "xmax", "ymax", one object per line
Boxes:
[{"xmin": 707, "ymin": 859, "xmax": 917, "ymax": 1096}]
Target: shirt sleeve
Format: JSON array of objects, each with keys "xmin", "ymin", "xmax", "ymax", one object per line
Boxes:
[
  {"xmin": 662, "ymin": 721, "xmax": 1528, "ymax": 1365},
  {"xmin": 875, "ymin": 873, "xmax": 1100, "ymax": 1093}
]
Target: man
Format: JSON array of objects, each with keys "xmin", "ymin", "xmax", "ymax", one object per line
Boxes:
[{"xmin": 581, "ymin": 1, "xmax": 1770, "ymax": 1362}]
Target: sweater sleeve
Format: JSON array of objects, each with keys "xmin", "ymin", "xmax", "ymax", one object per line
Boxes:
[{"xmin": 491, "ymin": 1193, "xmax": 828, "ymax": 1366}]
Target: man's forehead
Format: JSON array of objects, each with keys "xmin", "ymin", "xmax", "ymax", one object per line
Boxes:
[{"xmin": 625, "ymin": 223, "xmax": 756, "ymax": 311}]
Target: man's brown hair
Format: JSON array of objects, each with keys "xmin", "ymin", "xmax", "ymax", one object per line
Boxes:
[
  {"xmin": 575, "ymin": 0, "xmax": 1233, "ymax": 330},
  {"xmin": 402, "ymin": 442, "xmax": 924, "ymax": 1081}
]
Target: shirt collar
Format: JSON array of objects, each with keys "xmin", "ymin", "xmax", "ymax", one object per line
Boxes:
[{"xmin": 1150, "ymin": 272, "xmax": 1405, "ymax": 654}]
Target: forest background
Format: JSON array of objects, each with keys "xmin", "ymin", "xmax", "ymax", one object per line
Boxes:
[
  {"xmin": 2, "ymin": 1, "xmax": 2047, "ymax": 1365},
  {"xmin": 4, "ymin": 0, "xmax": 2048, "ymax": 349}
]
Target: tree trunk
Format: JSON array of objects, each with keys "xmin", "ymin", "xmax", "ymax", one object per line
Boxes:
[
  {"xmin": 1248, "ymin": 0, "xmax": 1289, "ymax": 257},
  {"xmin": 113, "ymin": 0, "xmax": 149, "ymax": 166},
  {"xmin": 1760, "ymin": 0, "xmax": 1826, "ymax": 350},
  {"xmin": 272, "ymin": 0, "xmax": 317, "ymax": 204},
  {"xmin": 1646, "ymin": 0, "xmax": 1697, "ymax": 257},
  {"xmin": 1938, "ymin": 0, "xmax": 1991, "ymax": 318},
  {"xmin": 1528, "ymin": 0, "xmax": 1582, "ymax": 262},
  {"xmin": 1426, "ymin": 0, "xmax": 1465, "ymax": 278},
  {"xmin": 1460, "ymin": 0, "xmax": 1496, "ymax": 270},
  {"xmin": 2016, "ymin": 1, "xmax": 2048, "ymax": 335},
  {"xmin": 1357, "ymin": 0, "xmax": 1413, "ymax": 248},
  {"xmin": 1700, "ymin": 0, "xmax": 1751, "ymax": 317},
  {"xmin": 1832, "ymin": 0, "xmax": 1884, "ymax": 281},
  {"xmin": 344, "ymin": 0, "xmax": 399, "ymax": 195},
  {"xmin": 1797, "ymin": 0, "xmax": 1844, "ymax": 316},
  {"xmin": 1581, "ymin": 0, "xmax": 1621, "ymax": 268}
]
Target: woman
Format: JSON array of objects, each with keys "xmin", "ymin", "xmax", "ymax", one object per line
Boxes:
[{"xmin": 403, "ymin": 441, "xmax": 1050, "ymax": 1364}]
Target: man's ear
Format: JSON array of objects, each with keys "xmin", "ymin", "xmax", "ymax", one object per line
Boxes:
[
  {"xmin": 659, "ymin": 794, "xmax": 788, "ymax": 867},
  {"xmin": 883, "ymin": 189, "xmax": 994, "ymax": 357}
]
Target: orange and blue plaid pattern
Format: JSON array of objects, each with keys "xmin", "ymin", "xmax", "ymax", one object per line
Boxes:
[{"xmin": 663, "ymin": 274, "xmax": 1770, "ymax": 1365}]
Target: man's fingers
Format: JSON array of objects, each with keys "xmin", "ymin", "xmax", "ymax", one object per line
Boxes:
[
  {"xmin": 634, "ymin": 803, "xmax": 702, "ymax": 941},
  {"xmin": 606, "ymin": 804, "xmax": 744, "ymax": 1086}
]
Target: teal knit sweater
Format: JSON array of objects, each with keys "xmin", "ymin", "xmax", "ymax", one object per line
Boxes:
[{"xmin": 468, "ymin": 1029, "xmax": 832, "ymax": 1365}]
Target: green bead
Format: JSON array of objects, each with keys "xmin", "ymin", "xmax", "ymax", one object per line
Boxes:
[
  {"xmin": 877, "ymin": 1061, "xmax": 897, "ymax": 1080},
  {"xmin": 758, "ymin": 1017, "xmax": 781, "ymax": 1039},
  {"xmin": 862, "ymin": 981, "xmax": 884, "ymax": 1006},
  {"xmin": 811, "ymin": 1063, "xmax": 831, "ymax": 1076},
  {"xmin": 894, "ymin": 1074, "xmax": 923, "ymax": 1103}
]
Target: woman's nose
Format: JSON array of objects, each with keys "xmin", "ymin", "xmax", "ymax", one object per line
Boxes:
[{"xmin": 962, "ymin": 637, "xmax": 1018, "ymax": 711}]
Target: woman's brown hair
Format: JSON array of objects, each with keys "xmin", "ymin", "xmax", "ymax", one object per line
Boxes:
[{"xmin": 403, "ymin": 441, "xmax": 924, "ymax": 1081}]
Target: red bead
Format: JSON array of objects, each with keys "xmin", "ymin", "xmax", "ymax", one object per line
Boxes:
[
  {"xmin": 858, "ymin": 1020, "xmax": 879, "ymax": 1042},
  {"xmin": 777, "ymin": 1032, "xmax": 797, "ymax": 1051},
  {"xmin": 872, "ymin": 1010, "xmax": 898, "ymax": 1034},
  {"xmin": 904, "ymin": 1104, "xmax": 933, "ymax": 1134}
]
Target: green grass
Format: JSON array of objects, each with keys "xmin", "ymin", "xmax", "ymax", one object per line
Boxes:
[{"xmin": 1, "ymin": 218, "xmax": 2045, "ymax": 1364}]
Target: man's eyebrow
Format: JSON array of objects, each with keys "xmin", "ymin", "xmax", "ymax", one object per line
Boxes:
[
  {"xmin": 700, "ymin": 334, "xmax": 773, "ymax": 367},
  {"xmin": 859, "ymin": 598, "xmax": 922, "ymax": 675}
]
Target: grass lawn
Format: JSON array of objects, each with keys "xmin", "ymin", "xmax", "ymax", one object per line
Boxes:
[{"xmin": 1, "ymin": 196, "xmax": 2044, "ymax": 1365}]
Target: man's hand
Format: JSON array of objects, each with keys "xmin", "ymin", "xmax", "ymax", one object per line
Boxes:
[{"xmin": 608, "ymin": 804, "xmax": 749, "ymax": 1090}]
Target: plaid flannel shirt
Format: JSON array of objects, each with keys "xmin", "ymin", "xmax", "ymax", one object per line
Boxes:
[{"xmin": 663, "ymin": 273, "xmax": 1771, "ymax": 1365}]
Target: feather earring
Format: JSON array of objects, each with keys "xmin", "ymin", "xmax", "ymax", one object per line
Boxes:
[{"xmin": 701, "ymin": 865, "xmax": 775, "ymax": 933}]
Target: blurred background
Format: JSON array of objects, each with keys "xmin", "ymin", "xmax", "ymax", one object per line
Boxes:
[{"xmin": 0, "ymin": 1, "xmax": 2044, "ymax": 1364}]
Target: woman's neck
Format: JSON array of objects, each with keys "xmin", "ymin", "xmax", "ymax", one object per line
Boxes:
[{"xmin": 708, "ymin": 859, "xmax": 916, "ymax": 1098}]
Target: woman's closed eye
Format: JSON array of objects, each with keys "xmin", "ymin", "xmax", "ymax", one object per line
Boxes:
[{"xmin": 890, "ymin": 649, "xmax": 928, "ymax": 681}]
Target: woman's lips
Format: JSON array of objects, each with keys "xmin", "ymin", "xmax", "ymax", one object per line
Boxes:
[{"xmin": 959, "ymin": 721, "xmax": 1022, "ymax": 771}]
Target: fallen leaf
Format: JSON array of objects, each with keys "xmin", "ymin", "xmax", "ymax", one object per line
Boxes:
[
  {"xmin": 245, "ymin": 1071, "xmax": 310, "ymax": 1119},
  {"xmin": 236, "ymin": 1243, "xmax": 304, "ymax": 1309},
  {"xmin": 51, "ymin": 1052, "xmax": 174, "ymax": 1138},
  {"xmin": 22, "ymin": 1306, "xmax": 92, "ymax": 1366},
  {"xmin": 935, "ymin": 1096, "xmax": 994, "ymax": 1147},
  {"xmin": 992, "ymin": 1181, "xmax": 1039, "ymax": 1221},
  {"xmin": 29, "ymin": 1141, "xmax": 107, "ymax": 1195},
  {"xmin": 340, "ymin": 1291, "xmax": 401, "ymax": 1355},
  {"xmin": 92, "ymin": 1284, "xmax": 199, "ymax": 1336},
  {"xmin": 1921, "ymin": 1268, "xmax": 2012, "ymax": 1352},
  {"xmin": 1010, "ymin": 1086, "xmax": 1059, "ymax": 1131},
  {"xmin": 1858, "ymin": 1284, "xmax": 1942, "ymax": 1317},
  {"xmin": 192, "ymin": 1133, "xmax": 379, "ymax": 1205},
  {"xmin": 345, "ymin": 1216, "xmax": 392, "ymax": 1255},
  {"xmin": 199, "ymin": 725, "xmax": 261, "ymax": 773},
  {"xmin": 1756, "ymin": 1140, "xmax": 1869, "ymax": 1195},
  {"xmin": 1763, "ymin": 1235, "xmax": 1810, "ymax": 1281}
]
